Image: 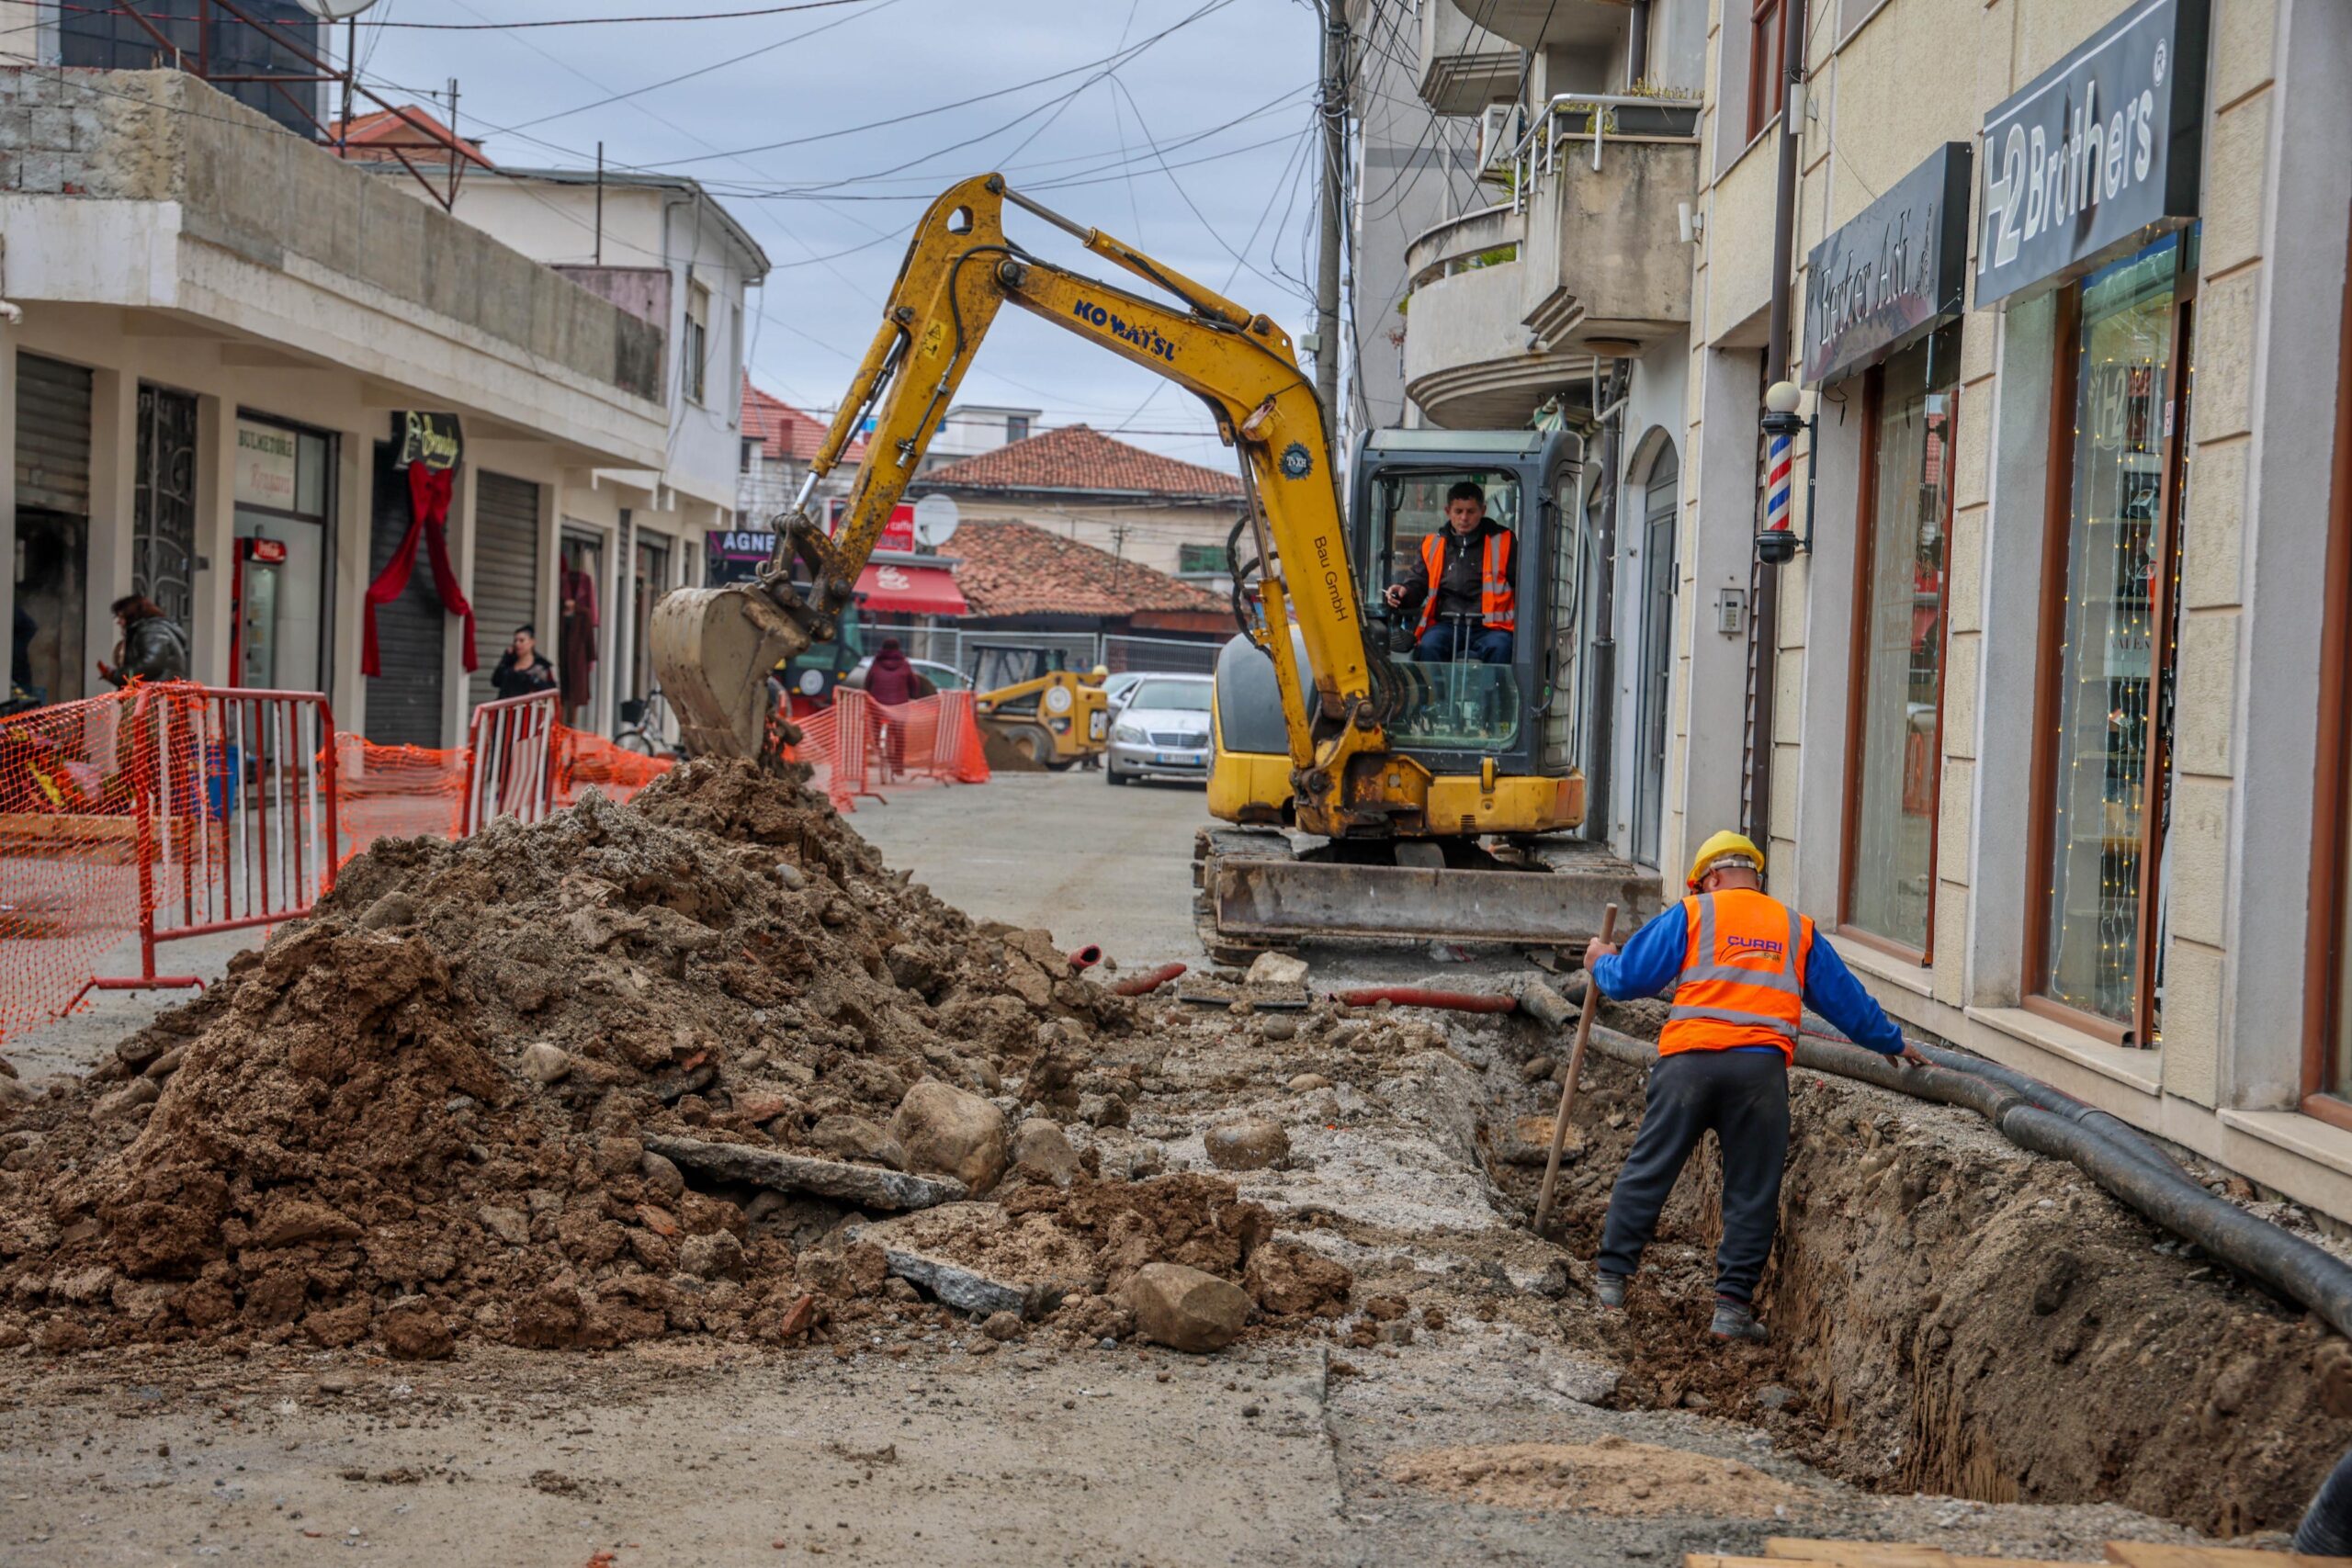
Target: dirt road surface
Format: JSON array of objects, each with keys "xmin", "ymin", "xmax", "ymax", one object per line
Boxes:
[{"xmin": 0, "ymin": 772, "xmax": 2302, "ymax": 1563}]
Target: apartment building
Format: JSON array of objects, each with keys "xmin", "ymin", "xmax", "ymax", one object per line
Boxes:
[
  {"xmin": 0, "ymin": 69, "xmax": 667, "ymax": 750},
  {"xmin": 1369, "ymin": 0, "xmax": 1709, "ymax": 867}
]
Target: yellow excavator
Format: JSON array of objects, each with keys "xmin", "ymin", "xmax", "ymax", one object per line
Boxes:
[
  {"xmin": 650, "ymin": 175, "xmax": 1652, "ymax": 957},
  {"xmin": 967, "ymin": 647, "xmax": 1110, "ymax": 771}
]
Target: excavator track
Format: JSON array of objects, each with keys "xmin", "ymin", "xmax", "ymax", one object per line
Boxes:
[{"xmin": 1192, "ymin": 825, "xmax": 1658, "ymax": 960}]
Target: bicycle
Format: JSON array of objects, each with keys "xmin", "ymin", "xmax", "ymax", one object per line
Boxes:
[{"xmin": 616, "ymin": 686, "xmax": 681, "ymax": 757}]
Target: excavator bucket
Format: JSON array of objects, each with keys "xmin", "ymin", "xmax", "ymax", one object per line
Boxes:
[{"xmin": 649, "ymin": 583, "xmax": 813, "ymax": 760}]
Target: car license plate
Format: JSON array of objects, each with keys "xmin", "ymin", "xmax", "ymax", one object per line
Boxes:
[{"xmin": 1155, "ymin": 752, "xmax": 1189, "ymax": 766}]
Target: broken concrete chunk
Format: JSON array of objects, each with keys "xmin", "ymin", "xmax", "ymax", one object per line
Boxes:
[
  {"xmin": 854, "ymin": 1204, "xmax": 1091, "ymax": 1320},
  {"xmin": 1261, "ymin": 1016, "xmax": 1298, "ymax": 1043},
  {"xmin": 1123, "ymin": 1262, "xmax": 1251, "ymax": 1353},
  {"xmin": 477, "ymin": 1205, "xmax": 531, "ymax": 1247},
  {"xmin": 519, "ymin": 1043, "xmax": 572, "ymax": 1085},
  {"xmin": 1245, "ymin": 952, "xmax": 1309, "ymax": 987},
  {"xmin": 890, "ymin": 1080, "xmax": 1009, "ymax": 1193},
  {"xmin": 643, "ymin": 1134, "xmax": 967, "ymax": 1212},
  {"xmin": 1204, "ymin": 1116, "xmax": 1290, "ymax": 1172}
]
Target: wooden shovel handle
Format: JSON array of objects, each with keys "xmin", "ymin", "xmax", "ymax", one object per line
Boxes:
[{"xmin": 1533, "ymin": 902, "xmax": 1618, "ymax": 1235}]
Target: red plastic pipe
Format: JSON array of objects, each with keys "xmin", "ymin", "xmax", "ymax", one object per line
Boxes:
[
  {"xmin": 1110, "ymin": 961, "xmax": 1187, "ymax": 997},
  {"xmin": 1065, "ymin": 943, "xmax": 1104, "ymax": 972},
  {"xmin": 1333, "ymin": 987, "xmax": 1518, "ymax": 1013}
]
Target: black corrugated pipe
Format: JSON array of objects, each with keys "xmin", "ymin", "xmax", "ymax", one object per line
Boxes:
[{"xmin": 1552, "ymin": 1010, "xmax": 2352, "ymax": 1344}]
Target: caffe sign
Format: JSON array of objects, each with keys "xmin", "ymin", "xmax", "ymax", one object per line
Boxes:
[
  {"xmin": 1803, "ymin": 143, "xmax": 1972, "ymax": 387},
  {"xmin": 1975, "ymin": 0, "xmax": 2209, "ymax": 308}
]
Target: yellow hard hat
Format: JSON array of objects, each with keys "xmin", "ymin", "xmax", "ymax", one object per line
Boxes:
[{"xmin": 1687, "ymin": 829, "xmax": 1765, "ymax": 890}]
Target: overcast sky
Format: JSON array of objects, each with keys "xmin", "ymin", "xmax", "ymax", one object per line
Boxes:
[{"xmin": 358, "ymin": 0, "xmax": 1324, "ymax": 467}]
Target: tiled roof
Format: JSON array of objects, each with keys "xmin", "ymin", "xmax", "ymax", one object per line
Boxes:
[
  {"xmin": 325, "ymin": 107, "xmax": 492, "ymax": 169},
  {"xmin": 919, "ymin": 424, "xmax": 1241, "ymax": 498},
  {"xmin": 949, "ymin": 522, "xmax": 1224, "ymax": 620},
  {"xmin": 741, "ymin": 377, "xmax": 865, "ymax": 465}
]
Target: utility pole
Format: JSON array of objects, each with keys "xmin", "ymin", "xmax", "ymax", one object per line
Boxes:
[{"xmin": 1313, "ymin": 0, "xmax": 1346, "ymax": 435}]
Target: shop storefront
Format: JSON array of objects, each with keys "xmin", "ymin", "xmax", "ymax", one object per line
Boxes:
[
  {"xmin": 1975, "ymin": 0, "xmax": 2208, "ymax": 1046},
  {"xmin": 230, "ymin": 414, "xmax": 334, "ymax": 693},
  {"xmin": 1803, "ymin": 142, "xmax": 1972, "ymax": 960}
]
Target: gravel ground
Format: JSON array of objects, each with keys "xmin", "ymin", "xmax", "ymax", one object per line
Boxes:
[{"xmin": 0, "ymin": 773, "xmax": 2278, "ymax": 1562}]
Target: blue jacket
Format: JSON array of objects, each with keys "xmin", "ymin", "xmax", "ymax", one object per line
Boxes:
[{"xmin": 1590, "ymin": 898, "xmax": 1908, "ymax": 1056}]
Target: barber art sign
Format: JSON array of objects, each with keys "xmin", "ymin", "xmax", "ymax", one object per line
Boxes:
[{"xmin": 1974, "ymin": 0, "xmax": 2209, "ymax": 308}]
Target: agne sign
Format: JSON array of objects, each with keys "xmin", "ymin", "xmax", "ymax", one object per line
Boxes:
[
  {"xmin": 1803, "ymin": 143, "xmax": 1972, "ymax": 387},
  {"xmin": 1975, "ymin": 0, "xmax": 2209, "ymax": 308}
]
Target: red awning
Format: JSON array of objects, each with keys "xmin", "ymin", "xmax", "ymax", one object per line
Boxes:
[{"xmin": 854, "ymin": 562, "xmax": 967, "ymax": 616}]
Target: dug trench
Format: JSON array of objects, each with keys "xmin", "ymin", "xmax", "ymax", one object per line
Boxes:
[{"xmin": 1484, "ymin": 1005, "xmax": 2352, "ymax": 1539}]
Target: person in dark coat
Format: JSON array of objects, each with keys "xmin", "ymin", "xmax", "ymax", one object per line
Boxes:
[
  {"xmin": 863, "ymin": 638, "xmax": 920, "ymax": 707},
  {"xmin": 490, "ymin": 625, "xmax": 559, "ymax": 701},
  {"xmin": 96, "ymin": 595, "xmax": 188, "ymax": 688}
]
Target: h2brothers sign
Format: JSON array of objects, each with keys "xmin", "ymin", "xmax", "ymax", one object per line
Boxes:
[
  {"xmin": 1975, "ymin": 0, "xmax": 2209, "ymax": 309},
  {"xmin": 1803, "ymin": 143, "xmax": 1972, "ymax": 387}
]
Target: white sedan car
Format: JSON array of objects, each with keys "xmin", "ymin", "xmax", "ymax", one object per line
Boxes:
[{"xmin": 1105, "ymin": 674, "xmax": 1215, "ymax": 786}]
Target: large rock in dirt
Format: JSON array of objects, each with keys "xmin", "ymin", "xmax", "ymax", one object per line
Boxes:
[
  {"xmin": 807, "ymin": 1113, "xmax": 907, "ymax": 1170},
  {"xmin": 891, "ymin": 1081, "xmax": 1009, "ymax": 1193},
  {"xmin": 1011, "ymin": 1119, "xmax": 1080, "ymax": 1187},
  {"xmin": 1242, "ymin": 1240, "xmax": 1353, "ymax": 1317},
  {"xmin": 1245, "ymin": 952, "xmax": 1309, "ymax": 987},
  {"xmin": 380, "ymin": 1296, "xmax": 454, "ymax": 1360},
  {"xmin": 642, "ymin": 1134, "xmax": 966, "ymax": 1211},
  {"xmin": 1123, "ymin": 1262, "xmax": 1251, "ymax": 1353},
  {"xmin": 1499, "ymin": 1116, "xmax": 1582, "ymax": 1168},
  {"xmin": 1204, "ymin": 1116, "xmax": 1290, "ymax": 1172},
  {"xmin": 519, "ymin": 1042, "xmax": 571, "ymax": 1085}
]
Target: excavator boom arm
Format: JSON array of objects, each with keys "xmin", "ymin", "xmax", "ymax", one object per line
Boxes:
[{"xmin": 653, "ymin": 174, "xmax": 1392, "ymax": 833}]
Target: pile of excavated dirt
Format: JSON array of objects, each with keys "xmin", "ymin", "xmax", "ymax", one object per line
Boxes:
[
  {"xmin": 1479, "ymin": 1006, "xmax": 2352, "ymax": 1536},
  {"xmin": 0, "ymin": 762, "xmax": 1328, "ymax": 1360}
]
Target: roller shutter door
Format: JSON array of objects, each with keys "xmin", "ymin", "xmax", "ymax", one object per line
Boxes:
[
  {"xmin": 17, "ymin": 353, "xmax": 93, "ymax": 515},
  {"xmin": 362, "ymin": 443, "xmax": 446, "ymax": 748},
  {"xmin": 469, "ymin": 472, "xmax": 542, "ymax": 709}
]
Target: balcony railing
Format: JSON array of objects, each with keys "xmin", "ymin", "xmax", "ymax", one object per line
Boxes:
[{"xmin": 1498, "ymin": 92, "xmax": 1702, "ymax": 212}]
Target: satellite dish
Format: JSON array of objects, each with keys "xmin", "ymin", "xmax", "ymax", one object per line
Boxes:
[
  {"xmin": 912, "ymin": 494, "xmax": 961, "ymax": 548},
  {"xmin": 296, "ymin": 0, "xmax": 383, "ymax": 19}
]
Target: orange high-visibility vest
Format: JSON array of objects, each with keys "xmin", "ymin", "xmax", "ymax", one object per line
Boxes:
[
  {"xmin": 1657, "ymin": 889, "xmax": 1813, "ymax": 1062},
  {"xmin": 1416, "ymin": 528, "xmax": 1516, "ymax": 637}
]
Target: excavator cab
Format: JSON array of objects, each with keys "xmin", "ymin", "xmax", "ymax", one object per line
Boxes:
[{"xmin": 1209, "ymin": 428, "xmax": 1586, "ymax": 826}]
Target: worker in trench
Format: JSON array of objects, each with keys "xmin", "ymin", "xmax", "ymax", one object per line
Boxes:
[{"xmin": 1581, "ymin": 831, "xmax": 1928, "ymax": 1342}]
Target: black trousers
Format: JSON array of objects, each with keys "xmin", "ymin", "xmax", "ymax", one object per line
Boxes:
[{"xmin": 1597, "ymin": 1047, "xmax": 1791, "ymax": 1304}]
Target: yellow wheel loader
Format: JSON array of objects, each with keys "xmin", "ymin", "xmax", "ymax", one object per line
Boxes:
[
  {"xmin": 967, "ymin": 645, "xmax": 1108, "ymax": 772},
  {"xmin": 650, "ymin": 175, "xmax": 1654, "ymax": 957}
]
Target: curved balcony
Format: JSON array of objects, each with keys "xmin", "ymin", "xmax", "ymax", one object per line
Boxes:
[
  {"xmin": 1460, "ymin": 0, "xmax": 1633, "ymax": 53},
  {"xmin": 1399, "ymin": 207, "xmax": 1599, "ymax": 429}
]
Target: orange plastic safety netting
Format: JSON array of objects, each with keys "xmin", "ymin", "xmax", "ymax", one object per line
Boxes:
[
  {"xmin": 334, "ymin": 736, "xmax": 471, "ymax": 858},
  {"xmin": 791, "ymin": 690, "xmax": 989, "ymax": 813},
  {"xmin": 0, "ymin": 687, "xmax": 153, "ymax": 1039},
  {"xmin": 556, "ymin": 728, "xmax": 673, "ymax": 808}
]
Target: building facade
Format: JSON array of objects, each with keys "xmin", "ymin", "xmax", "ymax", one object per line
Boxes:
[
  {"xmin": 421, "ymin": 164, "xmax": 771, "ymax": 738},
  {"xmin": 0, "ymin": 68, "xmax": 667, "ymax": 751}
]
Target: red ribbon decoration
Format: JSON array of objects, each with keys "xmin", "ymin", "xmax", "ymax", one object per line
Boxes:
[{"xmin": 362, "ymin": 463, "xmax": 478, "ymax": 677}]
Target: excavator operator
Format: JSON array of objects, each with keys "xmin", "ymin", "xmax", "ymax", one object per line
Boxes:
[{"xmin": 1382, "ymin": 479, "xmax": 1515, "ymax": 665}]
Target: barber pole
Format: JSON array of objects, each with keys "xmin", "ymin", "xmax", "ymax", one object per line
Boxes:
[{"xmin": 1764, "ymin": 428, "xmax": 1793, "ymax": 537}]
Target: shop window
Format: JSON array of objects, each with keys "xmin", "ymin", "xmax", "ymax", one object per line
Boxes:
[
  {"xmin": 1747, "ymin": 0, "xmax": 1786, "ymax": 144},
  {"xmin": 2029, "ymin": 236, "xmax": 2193, "ymax": 1043},
  {"xmin": 1842, "ymin": 327, "xmax": 1959, "ymax": 957}
]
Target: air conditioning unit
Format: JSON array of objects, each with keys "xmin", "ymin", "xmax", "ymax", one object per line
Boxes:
[{"xmin": 1476, "ymin": 104, "xmax": 1519, "ymax": 179}]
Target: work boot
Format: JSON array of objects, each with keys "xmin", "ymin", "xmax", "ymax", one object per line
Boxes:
[
  {"xmin": 1594, "ymin": 1272, "xmax": 1627, "ymax": 1310},
  {"xmin": 1709, "ymin": 1299, "xmax": 1768, "ymax": 1343}
]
